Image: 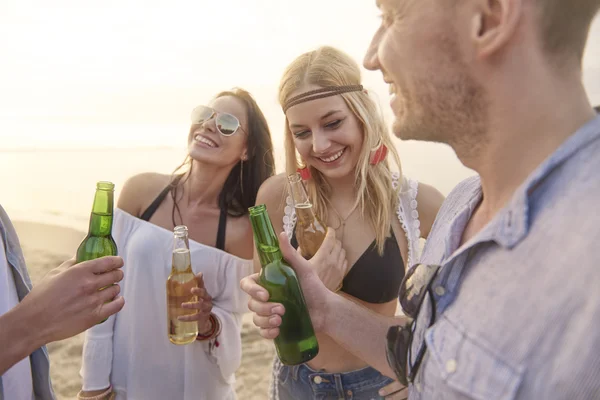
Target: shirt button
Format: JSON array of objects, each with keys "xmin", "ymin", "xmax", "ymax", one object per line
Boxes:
[
  {"xmin": 313, "ymin": 376, "xmax": 322, "ymax": 384},
  {"xmin": 446, "ymin": 359, "xmax": 457, "ymax": 373},
  {"xmin": 415, "ymin": 382, "xmax": 423, "ymax": 392},
  {"xmin": 434, "ymin": 286, "xmax": 446, "ymax": 296}
]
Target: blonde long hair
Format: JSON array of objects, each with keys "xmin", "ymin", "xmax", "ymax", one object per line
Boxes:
[{"xmin": 279, "ymin": 46, "xmax": 402, "ymax": 254}]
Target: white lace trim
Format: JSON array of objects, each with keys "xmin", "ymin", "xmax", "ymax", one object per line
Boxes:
[
  {"xmin": 393, "ymin": 172, "xmax": 421, "ymax": 267},
  {"xmin": 283, "ymin": 195, "xmax": 296, "ymax": 241},
  {"xmin": 269, "ymin": 357, "xmax": 283, "ymax": 400}
]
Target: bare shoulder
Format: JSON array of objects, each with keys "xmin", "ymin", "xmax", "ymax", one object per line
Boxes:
[
  {"xmin": 251, "ymin": 173, "xmax": 290, "ymax": 272},
  {"xmin": 256, "ymin": 173, "xmax": 289, "ymax": 225},
  {"xmin": 416, "ymin": 182, "xmax": 445, "ymax": 239},
  {"xmin": 225, "ymin": 215, "xmax": 254, "ymax": 259},
  {"xmin": 117, "ymin": 172, "xmax": 171, "ymax": 217}
]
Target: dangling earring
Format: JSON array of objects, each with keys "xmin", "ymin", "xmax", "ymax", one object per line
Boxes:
[
  {"xmin": 239, "ymin": 159, "xmax": 245, "ymax": 196},
  {"xmin": 297, "ymin": 159, "xmax": 311, "ymax": 180},
  {"xmin": 369, "ymin": 142, "xmax": 388, "ymax": 165}
]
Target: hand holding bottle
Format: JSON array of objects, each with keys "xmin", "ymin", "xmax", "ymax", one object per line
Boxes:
[
  {"xmin": 241, "ymin": 231, "xmax": 332, "ymax": 341},
  {"xmin": 300, "ymin": 228, "xmax": 349, "ymax": 292},
  {"xmin": 19, "ymin": 256, "xmax": 124, "ymax": 344},
  {"xmin": 180, "ymin": 272, "xmax": 213, "ymax": 332}
]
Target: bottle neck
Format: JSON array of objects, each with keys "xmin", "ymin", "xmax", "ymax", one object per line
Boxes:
[
  {"xmin": 88, "ymin": 189, "xmax": 114, "ymax": 236},
  {"xmin": 289, "ymin": 177, "xmax": 321, "ymax": 228},
  {"xmin": 288, "ymin": 176, "xmax": 312, "ymax": 207},
  {"xmin": 173, "ymin": 231, "xmax": 190, "ymax": 253},
  {"xmin": 249, "ymin": 211, "xmax": 283, "ymax": 266},
  {"xmin": 172, "ymin": 226, "xmax": 191, "ymax": 272}
]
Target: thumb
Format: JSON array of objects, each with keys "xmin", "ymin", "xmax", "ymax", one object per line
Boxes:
[
  {"xmin": 194, "ymin": 272, "xmax": 205, "ymax": 287},
  {"xmin": 279, "ymin": 232, "xmax": 313, "ymax": 276},
  {"xmin": 60, "ymin": 257, "xmax": 76, "ymax": 269}
]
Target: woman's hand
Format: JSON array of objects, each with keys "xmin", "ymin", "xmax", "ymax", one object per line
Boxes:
[
  {"xmin": 302, "ymin": 228, "xmax": 350, "ymax": 292},
  {"xmin": 180, "ymin": 272, "xmax": 213, "ymax": 333}
]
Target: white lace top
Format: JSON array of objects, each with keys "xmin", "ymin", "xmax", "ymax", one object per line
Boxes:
[{"xmin": 283, "ymin": 173, "xmax": 422, "ymax": 267}]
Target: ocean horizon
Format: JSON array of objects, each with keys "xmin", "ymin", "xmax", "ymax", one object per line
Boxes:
[{"xmin": 1, "ymin": 139, "xmax": 475, "ymax": 232}]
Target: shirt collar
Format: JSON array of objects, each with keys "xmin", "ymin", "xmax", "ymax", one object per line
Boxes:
[{"xmin": 491, "ymin": 115, "xmax": 600, "ymax": 248}]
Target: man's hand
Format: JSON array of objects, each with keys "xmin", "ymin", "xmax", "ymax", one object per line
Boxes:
[
  {"xmin": 19, "ymin": 256, "xmax": 125, "ymax": 344},
  {"xmin": 240, "ymin": 231, "xmax": 332, "ymax": 339}
]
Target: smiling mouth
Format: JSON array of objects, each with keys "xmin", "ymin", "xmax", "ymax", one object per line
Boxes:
[
  {"xmin": 317, "ymin": 148, "xmax": 345, "ymax": 163},
  {"xmin": 194, "ymin": 134, "xmax": 218, "ymax": 148}
]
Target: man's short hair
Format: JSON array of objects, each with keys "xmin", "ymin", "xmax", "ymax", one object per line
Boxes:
[{"xmin": 537, "ymin": 0, "xmax": 600, "ymax": 65}]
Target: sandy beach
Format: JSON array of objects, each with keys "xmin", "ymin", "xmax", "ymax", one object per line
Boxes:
[{"xmin": 13, "ymin": 220, "xmax": 275, "ymax": 400}]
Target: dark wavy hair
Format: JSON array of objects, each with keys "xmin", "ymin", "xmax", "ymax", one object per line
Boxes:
[{"xmin": 170, "ymin": 88, "xmax": 275, "ymax": 224}]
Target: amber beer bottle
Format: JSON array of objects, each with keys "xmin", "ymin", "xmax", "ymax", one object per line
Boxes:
[
  {"xmin": 166, "ymin": 225, "xmax": 199, "ymax": 345},
  {"xmin": 287, "ymin": 173, "xmax": 326, "ymax": 259},
  {"xmin": 249, "ymin": 204, "xmax": 319, "ymax": 365},
  {"xmin": 76, "ymin": 181, "xmax": 118, "ymax": 324}
]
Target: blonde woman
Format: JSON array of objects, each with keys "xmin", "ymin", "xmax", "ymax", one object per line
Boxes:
[{"xmin": 251, "ymin": 46, "xmax": 444, "ymax": 399}]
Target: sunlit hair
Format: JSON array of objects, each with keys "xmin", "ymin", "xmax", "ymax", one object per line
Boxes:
[{"xmin": 279, "ymin": 46, "xmax": 402, "ymax": 254}]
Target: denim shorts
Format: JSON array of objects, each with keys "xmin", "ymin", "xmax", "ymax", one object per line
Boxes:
[{"xmin": 271, "ymin": 359, "xmax": 393, "ymax": 400}]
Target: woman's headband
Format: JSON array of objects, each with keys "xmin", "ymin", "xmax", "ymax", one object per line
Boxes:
[{"xmin": 282, "ymin": 85, "xmax": 364, "ymax": 113}]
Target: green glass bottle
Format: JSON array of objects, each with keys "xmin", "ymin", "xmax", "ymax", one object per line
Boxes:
[
  {"xmin": 248, "ymin": 204, "xmax": 319, "ymax": 365},
  {"xmin": 76, "ymin": 181, "xmax": 118, "ymax": 323}
]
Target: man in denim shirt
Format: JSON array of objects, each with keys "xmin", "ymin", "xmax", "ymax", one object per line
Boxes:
[
  {"xmin": 0, "ymin": 206, "xmax": 125, "ymax": 399},
  {"xmin": 242, "ymin": 0, "xmax": 600, "ymax": 398}
]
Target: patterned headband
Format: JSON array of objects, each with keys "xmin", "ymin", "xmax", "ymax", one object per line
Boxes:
[{"xmin": 282, "ymin": 85, "xmax": 364, "ymax": 113}]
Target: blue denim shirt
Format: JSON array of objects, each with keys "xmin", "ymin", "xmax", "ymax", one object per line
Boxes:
[
  {"xmin": 409, "ymin": 115, "xmax": 600, "ymax": 400},
  {"xmin": 0, "ymin": 206, "xmax": 55, "ymax": 400}
]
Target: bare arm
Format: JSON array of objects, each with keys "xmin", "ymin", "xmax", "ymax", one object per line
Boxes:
[
  {"xmin": 241, "ymin": 231, "xmax": 407, "ymax": 380},
  {"xmin": 323, "ymin": 291, "xmax": 407, "ymax": 378},
  {"xmin": 416, "ymin": 183, "xmax": 445, "ymax": 239},
  {"xmin": 0, "ymin": 257, "xmax": 124, "ymax": 375},
  {"xmin": 0, "ymin": 303, "xmax": 44, "ymax": 375}
]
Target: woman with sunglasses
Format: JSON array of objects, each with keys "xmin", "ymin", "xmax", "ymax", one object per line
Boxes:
[
  {"xmin": 247, "ymin": 47, "xmax": 444, "ymax": 399},
  {"xmin": 78, "ymin": 88, "xmax": 275, "ymax": 400}
]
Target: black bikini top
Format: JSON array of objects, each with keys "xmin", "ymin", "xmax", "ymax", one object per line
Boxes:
[
  {"xmin": 139, "ymin": 179, "xmax": 227, "ymax": 251},
  {"xmin": 291, "ymin": 231, "xmax": 404, "ymax": 304}
]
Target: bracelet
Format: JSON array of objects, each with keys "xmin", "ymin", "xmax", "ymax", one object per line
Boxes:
[
  {"xmin": 196, "ymin": 314, "xmax": 221, "ymax": 341},
  {"xmin": 77, "ymin": 386, "xmax": 114, "ymax": 400}
]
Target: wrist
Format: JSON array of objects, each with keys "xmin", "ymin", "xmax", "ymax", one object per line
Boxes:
[
  {"xmin": 0, "ymin": 303, "xmax": 45, "ymax": 374},
  {"xmin": 12, "ymin": 300, "xmax": 46, "ymax": 350},
  {"xmin": 196, "ymin": 314, "xmax": 221, "ymax": 341},
  {"xmin": 198, "ymin": 318, "xmax": 213, "ymax": 335},
  {"xmin": 321, "ymin": 289, "xmax": 338, "ymax": 334}
]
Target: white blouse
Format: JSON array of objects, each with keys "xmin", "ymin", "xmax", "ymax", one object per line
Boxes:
[{"xmin": 80, "ymin": 209, "xmax": 253, "ymax": 400}]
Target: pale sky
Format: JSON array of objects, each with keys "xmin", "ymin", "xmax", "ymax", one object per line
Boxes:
[{"xmin": 0, "ymin": 1, "xmax": 599, "ymax": 149}]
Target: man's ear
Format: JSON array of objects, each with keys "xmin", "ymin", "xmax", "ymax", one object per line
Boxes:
[{"xmin": 470, "ymin": 0, "xmax": 523, "ymax": 59}]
